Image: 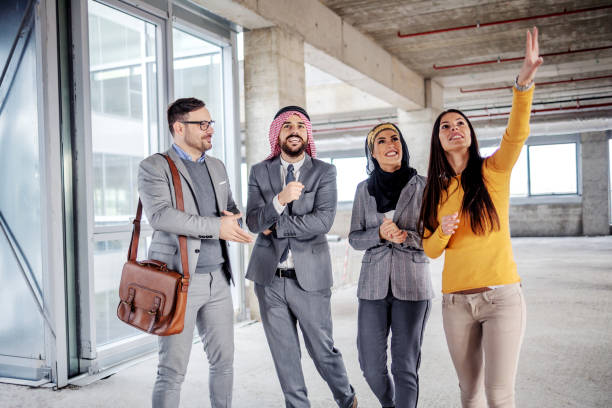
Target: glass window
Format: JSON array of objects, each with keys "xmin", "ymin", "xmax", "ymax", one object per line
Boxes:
[
  {"xmin": 241, "ymin": 162, "xmax": 248, "ymax": 208},
  {"xmin": 529, "ymin": 143, "xmax": 577, "ymax": 195},
  {"xmin": 88, "ymin": 0, "xmax": 160, "ymax": 346},
  {"xmin": 89, "ymin": 0, "xmax": 159, "ymax": 227},
  {"xmin": 94, "ymin": 237, "xmax": 148, "ymax": 346},
  {"xmin": 510, "ymin": 147, "xmax": 528, "ymax": 197},
  {"xmin": 332, "ymin": 157, "xmax": 368, "ymax": 202},
  {"xmin": 0, "ymin": 29, "xmax": 45, "ymax": 361},
  {"xmin": 173, "ymin": 28, "xmax": 225, "ymax": 159},
  {"xmin": 480, "ymin": 145, "xmax": 528, "ymax": 197},
  {"xmin": 480, "ymin": 146, "xmax": 497, "ymax": 158}
]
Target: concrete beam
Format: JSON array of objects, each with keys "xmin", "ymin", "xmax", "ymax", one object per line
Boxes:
[{"xmin": 195, "ymin": 0, "xmax": 426, "ymax": 110}]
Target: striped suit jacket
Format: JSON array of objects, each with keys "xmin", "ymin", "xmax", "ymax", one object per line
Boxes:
[{"xmin": 348, "ymin": 175, "xmax": 434, "ymax": 301}]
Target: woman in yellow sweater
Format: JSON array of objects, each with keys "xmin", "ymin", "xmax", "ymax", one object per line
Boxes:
[{"xmin": 418, "ymin": 28, "xmax": 543, "ymax": 408}]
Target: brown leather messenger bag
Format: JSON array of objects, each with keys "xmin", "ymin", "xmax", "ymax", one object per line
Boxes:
[{"xmin": 117, "ymin": 154, "xmax": 190, "ymax": 336}]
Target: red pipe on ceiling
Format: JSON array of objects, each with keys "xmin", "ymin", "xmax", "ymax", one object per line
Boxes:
[
  {"xmin": 397, "ymin": 5, "xmax": 612, "ymax": 38},
  {"xmin": 433, "ymin": 45, "xmax": 612, "ymax": 70},
  {"xmin": 468, "ymin": 102, "xmax": 612, "ymax": 119},
  {"xmin": 459, "ymin": 74, "xmax": 612, "ymax": 93}
]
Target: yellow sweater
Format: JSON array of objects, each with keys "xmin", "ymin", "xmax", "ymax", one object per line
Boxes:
[{"xmin": 423, "ymin": 87, "xmax": 534, "ymax": 294}]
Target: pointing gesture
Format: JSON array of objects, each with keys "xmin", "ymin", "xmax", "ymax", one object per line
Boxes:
[{"xmin": 517, "ymin": 27, "xmax": 543, "ymax": 87}]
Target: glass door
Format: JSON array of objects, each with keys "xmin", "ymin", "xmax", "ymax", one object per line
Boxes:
[
  {"xmin": 83, "ymin": 0, "xmax": 164, "ymax": 367},
  {"xmin": 72, "ymin": 0, "xmax": 242, "ymax": 378},
  {"xmin": 0, "ymin": 0, "xmax": 47, "ymax": 382}
]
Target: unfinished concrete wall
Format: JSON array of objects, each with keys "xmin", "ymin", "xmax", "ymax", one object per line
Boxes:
[
  {"xmin": 509, "ymin": 203, "xmax": 583, "ymax": 237},
  {"xmin": 581, "ymin": 131, "xmax": 611, "ymax": 236},
  {"xmin": 244, "ymin": 26, "xmax": 306, "ymax": 166}
]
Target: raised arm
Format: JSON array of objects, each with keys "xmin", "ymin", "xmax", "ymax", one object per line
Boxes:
[{"xmin": 489, "ymin": 27, "xmax": 543, "ymax": 172}]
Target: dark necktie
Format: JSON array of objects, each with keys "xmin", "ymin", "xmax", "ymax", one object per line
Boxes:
[
  {"xmin": 279, "ymin": 164, "xmax": 295, "ymax": 263},
  {"xmin": 285, "ymin": 164, "xmax": 295, "ymax": 214}
]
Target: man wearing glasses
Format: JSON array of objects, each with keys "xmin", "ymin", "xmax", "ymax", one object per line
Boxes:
[{"xmin": 138, "ymin": 97, "xmax": 252, "ymax": 408}]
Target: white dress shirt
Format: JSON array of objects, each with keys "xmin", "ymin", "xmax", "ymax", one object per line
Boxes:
[{"xmin": 273, "ymin": 156, "xmax": 306, "ymax": 269}]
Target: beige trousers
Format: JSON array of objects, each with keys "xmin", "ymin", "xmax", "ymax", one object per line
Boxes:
[{"xmin": 442, "ymin": 283, "xmax": 526, "ymax": 408}]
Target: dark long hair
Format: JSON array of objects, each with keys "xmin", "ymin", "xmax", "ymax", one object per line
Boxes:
[{"xmin": 418, "ymin": 109, "xmax": 499, "ymax": 237}]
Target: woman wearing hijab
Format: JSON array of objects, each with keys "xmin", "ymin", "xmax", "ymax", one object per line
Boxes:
[
  {"xmin": 418, "ymin": 28, "xmax": 542, "ymax": 407},
  {"xmin": 349, "ymin": 123, "xmax": 434, "ymax": 408}
]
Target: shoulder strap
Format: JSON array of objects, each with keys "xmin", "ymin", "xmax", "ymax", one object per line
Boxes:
[{"xmin": 127, "ymin": 154, "xmax": 190, "ymax": 290}]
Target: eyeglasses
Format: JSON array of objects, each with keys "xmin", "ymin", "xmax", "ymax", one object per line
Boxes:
[{"xmin": 180, "ymin": 120, "xmax": 215, "ymax": 131}]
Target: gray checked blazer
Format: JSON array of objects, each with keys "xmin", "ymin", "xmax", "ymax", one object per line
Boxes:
[
  {"xmin": 245, "ymin": 155, "xmax": 337, "ymax": 291},
  {"xmin": 137, "ymin": 147, "xmax": 239, "ymax": 282},
  {"xmin": 348, "ymin": 175, "xmax": 434, "ymax": 301}
]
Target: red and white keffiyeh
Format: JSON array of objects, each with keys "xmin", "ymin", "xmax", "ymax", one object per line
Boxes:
[{"xmin": 266, "ymin": 110, "xmax": 317, "ymax": 160}]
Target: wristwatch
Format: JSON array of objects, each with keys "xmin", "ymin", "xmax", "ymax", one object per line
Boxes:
[{"xmin": 514, "ymin": 75, "xmax": 534, "ymax": 91}]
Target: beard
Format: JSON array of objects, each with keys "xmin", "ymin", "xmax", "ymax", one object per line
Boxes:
[{"xmin": 280, "ymin": 137, "xmax": 307, "ymax": 157}]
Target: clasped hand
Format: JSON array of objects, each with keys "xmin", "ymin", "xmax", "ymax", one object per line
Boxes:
[
  {"xmin": 278, "ymin": 181, "xmax": 304, "ymax": 206},
  {"xmin": 379, "ymin": 217, "xmax": 407, "ymax": 244}
]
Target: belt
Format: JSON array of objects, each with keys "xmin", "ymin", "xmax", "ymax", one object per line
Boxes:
[
  {"xmin": 452, "ymin": 287, "xmax": 492, "ymax": 295},
  {"xmin": 275, "ymin": 268, "xmax": 297, "ymax": 280}
]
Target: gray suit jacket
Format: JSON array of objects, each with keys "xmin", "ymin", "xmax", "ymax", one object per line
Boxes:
[
  {"xmin": 137, "ymin": 147, "xmax": 239, "ymax": 282},
  {"xmin": 245, "ymin": 155, "xmax": 337, "ymax": 291},
  {"xmin": 348, "ymin": 175, "xmax": 434, "ymax": 301}
]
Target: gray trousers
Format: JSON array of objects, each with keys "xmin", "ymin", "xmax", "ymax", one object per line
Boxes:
[
  {"xmin": 357, "ymin": 292, "xmax": 431, "ymax": 408},
  {"xmin": 255, "ymin": 275, "xmax": 355, "ymax": 408},
  {"xmin": 152, "ymin": 269, "xmax": 234, "ymax": 408}
]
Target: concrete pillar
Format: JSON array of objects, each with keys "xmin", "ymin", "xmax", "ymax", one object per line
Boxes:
[
  {"xmin": 243, "ymin": 26, "xmax": 306, "ymax": 320},
  {"xmin": 581, "ymin": 131, "xmax": 610, "ymax": 236},
  {"xmin": 244, "ymin": 26, "xmax": 306, "ymax": 167},
  {"xmin": 396, "ymin": 80, "xmax": 444, "ymax": 176}
]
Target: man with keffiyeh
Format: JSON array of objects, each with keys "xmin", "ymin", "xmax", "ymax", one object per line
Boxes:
[{"xmin": 246, "ymin": 106, "xmax": 358, "ymax": 408}]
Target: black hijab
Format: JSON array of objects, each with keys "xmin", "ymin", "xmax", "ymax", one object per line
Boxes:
[{"xmin": 365, "ymin": 123, "xmax": 417, "ymax": 213}]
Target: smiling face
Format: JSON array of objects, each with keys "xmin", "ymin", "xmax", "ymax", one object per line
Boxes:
[
  {"xmin": 172, "ymin": 106, "xmax": 215, "ymax": 159},
  {"xmin": 371, "ymin": 129, "xmax": 403, "ymax": 172},
  {"xmin": 438, "ymin": 111, "xmax": 472, "ymax": 153},
  {"xmin": 278, "ymin": 114, "xmax": 308, "ymax": 158}
]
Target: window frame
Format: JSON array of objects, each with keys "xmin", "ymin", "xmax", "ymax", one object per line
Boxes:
[
  {"xmin": 479, "ymin": 134, "xmax": 582, "ymax": 204},
  {"xmin": 72, "ymin": 0, "xmax": 169, "ymax": 371},
  {"xmin": 317, "ymin": 149, "xmax": 368, "ymax": 205}
]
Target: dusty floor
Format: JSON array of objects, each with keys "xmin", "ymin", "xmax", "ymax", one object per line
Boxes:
[{"xmin": 1, "ymin": 236, "xmax": 611, "ymax": 407}]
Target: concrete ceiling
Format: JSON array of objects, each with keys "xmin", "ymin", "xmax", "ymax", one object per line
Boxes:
[{"xmin": 319, "ymin": 0, "xmax": 612, "ymax": 124}]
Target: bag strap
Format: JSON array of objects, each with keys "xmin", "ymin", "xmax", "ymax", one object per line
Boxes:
[{"xmin": 127, "ymin": 154, "xmax": 190, "ymax": 291}]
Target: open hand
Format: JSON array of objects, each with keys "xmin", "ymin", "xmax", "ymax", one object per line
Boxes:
[
  {"xmin": 219, "ymin": 210, "xmax": 253, "ymax": 243},
  {"xmin": 517, "ymin": 27, "xmax": 543, "ymax": 87},
  {"xmin": 441, "ymin": 212, "xmax": 460, "ymax": 236}
]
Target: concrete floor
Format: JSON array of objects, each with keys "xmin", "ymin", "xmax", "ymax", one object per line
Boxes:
[{"xmin": 1, "ymin": 236, "xmax": 611, "ymax": 408}]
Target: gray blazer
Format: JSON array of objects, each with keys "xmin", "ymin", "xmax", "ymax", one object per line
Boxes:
[
  {"xmin": 245, "ymin": 155, "xmax": 337, "ymax": 291},
  {"xmin": 348, "ymin": 175, "xmax": 434, "ymax": 301},
  {"xmin": 137, "ymin": 147, "xmax": 238, "ymax": 282}
]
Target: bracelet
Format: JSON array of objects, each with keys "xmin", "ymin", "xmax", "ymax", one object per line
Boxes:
[{"xmin": 514, "ymin": 75, "xmax": 534, "ymax": 91}]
